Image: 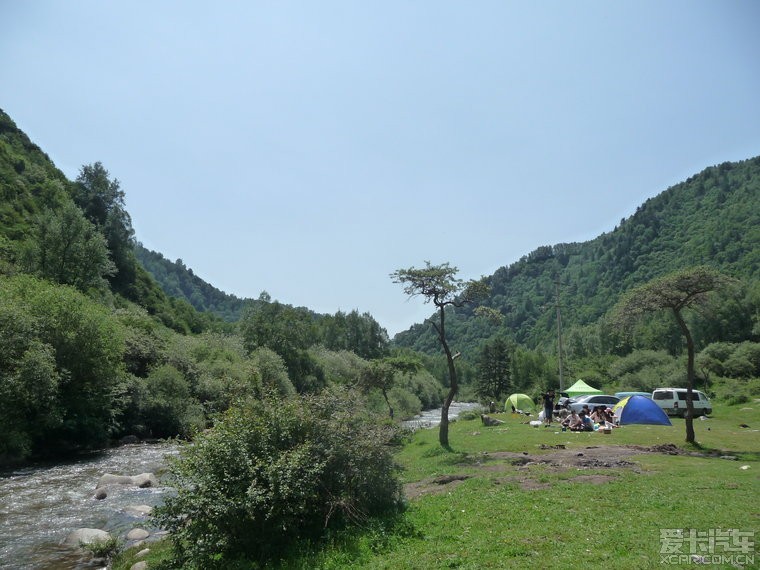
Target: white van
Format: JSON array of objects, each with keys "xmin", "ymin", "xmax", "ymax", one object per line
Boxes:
[{"xmin": 651, "ymin": 388, "xmax": 712, "ymax": 417}]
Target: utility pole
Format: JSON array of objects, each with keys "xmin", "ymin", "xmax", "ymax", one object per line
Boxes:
[{"xmin": 555, "ymin": 279, "xmax": 564, "ymax": 393}]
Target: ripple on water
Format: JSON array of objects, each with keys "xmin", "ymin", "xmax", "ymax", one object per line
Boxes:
[{"xmin": 0, "ymin": 442, "xmax": 180, "ymax": 570}]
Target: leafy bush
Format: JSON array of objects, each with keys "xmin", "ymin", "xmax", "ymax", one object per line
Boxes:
[
  {"xmin": 153, "ymin": 387, "xmax": 403, "ymax": 568},
  {"xmin": 139, "ymin": 364, "xmax": 205, "ymax": 438},
  {"xmin": 710, "ymin": 376, "xmax": 760, "ymax": 405},
  {"xmin": 608, "ymin": 350, "xmax": 682, "ymax": 392},
  {"xmin": 0, "ymin": 275, "xmax": 124, "ymax": 460}
]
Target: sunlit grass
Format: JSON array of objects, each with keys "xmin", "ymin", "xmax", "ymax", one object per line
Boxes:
[{"xmin": 112, "ymin": 403, "xmax": 760, "ymax": 569}]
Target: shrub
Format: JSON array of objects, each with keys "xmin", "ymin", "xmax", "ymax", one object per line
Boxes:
[
  {"xmin": 153, "ymin": 387, "xmax": 403, "ymax": 568},
  {"xmin": 139, "ymin": 364, "xmax": 204, "ymax": 438},
  {"xmin": 83, "ymin": 536, "xmax": 122, "ymax": 560}
]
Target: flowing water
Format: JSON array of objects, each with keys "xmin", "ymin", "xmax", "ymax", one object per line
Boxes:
[
  {"xmin": 401, "ymin": 401, "xmax": 481, "ymax": 430},
  {"xmin": 0, "ymin": 442, "xmax": 180, "ymax": 570}
]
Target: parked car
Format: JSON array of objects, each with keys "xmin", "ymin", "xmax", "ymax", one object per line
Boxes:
[
  {"xmin": 566, "ymin": 394, "xmax": 620, "ymax": 413},
  {"xmin": 614, "ymin": 391, "xmax": 652, "ymax": 400},
  {"xmin": 651, "ymin": 388, "xmax": 712, "ymax": 416}
]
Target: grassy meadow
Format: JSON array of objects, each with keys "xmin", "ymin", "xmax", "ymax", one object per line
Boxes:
[{"xmin": 114, "ymin": 403, "xmax": 760, "ymax": 570}]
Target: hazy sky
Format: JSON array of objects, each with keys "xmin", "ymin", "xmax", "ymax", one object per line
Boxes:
[{"xmin": 3, "ymin": 1, "xmax": 759, "ymax": 335}]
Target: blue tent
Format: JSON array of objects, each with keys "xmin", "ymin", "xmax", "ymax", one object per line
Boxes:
[{"xmin": 619, "ymin": 395, "xmax": 672, "ymax": 426}]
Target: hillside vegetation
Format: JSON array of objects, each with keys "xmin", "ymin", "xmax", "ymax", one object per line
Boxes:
[
  {"xmin": 135, "ymin": 244, "xmax": 251, "ymax": 322},
  {"xmin": 0, "ymin": 109, "xmax": 441, "ymax": 465},
  {"xmin": 392, "ymin": 159, "xmax": 760, "ymax": 408},
  {"xmin": 395, "ymin": 157, "xmax": 760, "ymax": 357}
]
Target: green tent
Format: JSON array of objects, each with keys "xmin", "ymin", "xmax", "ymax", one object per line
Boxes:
[
  {"xmin": 564, "ymin": 379, "xmax": 602, "ymax": 397},
  {"xmin": 505, "ymin": 393, "xmax": 535, "ymax": 413}
]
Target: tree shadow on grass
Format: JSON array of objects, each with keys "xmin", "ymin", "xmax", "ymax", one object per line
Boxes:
[
  {"xmin": 684, "ymin": 442, "xmax": 760, "ymax": 461},
  {"xmin": 266, "ymin": 511, "xmax": 421, "ymax": 570}
]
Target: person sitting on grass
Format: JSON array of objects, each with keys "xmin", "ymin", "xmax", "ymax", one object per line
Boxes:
[
  {"xmin": 564, "ymin": 409, "xmax": 582, "ymax": 431},
  {"xmin": 579, "ymin": 411, "xmax": 594, "ymax": 432}
]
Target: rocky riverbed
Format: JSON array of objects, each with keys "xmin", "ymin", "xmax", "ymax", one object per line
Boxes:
[{"xmin": 0, "ymin": 442, "xmax": 179, "ymax": 570}]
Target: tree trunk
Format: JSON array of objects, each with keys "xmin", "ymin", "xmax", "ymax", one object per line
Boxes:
[
  {"xmin": 382, "ymin": 388, "xmax": 394, "ymax": 419},
  {"xmin": 673, "ymin": 309, "xmax": 696, "ymax": 444},
  {"xmin": 435, "ymin": 305, "xmax": 457, "ymax": 448}
]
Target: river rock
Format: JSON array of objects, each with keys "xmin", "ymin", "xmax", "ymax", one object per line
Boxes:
[
  {"xmin": 136, "ymin": 547, "xmax": 151, "ymax": 558},
  {"xmin": 124, "ymin": 504, "xmax": 153, "ymax": 517},
  {"xmin": 119, "ymin": 435, "xmax": 141, "ymax": 445},
  {"xmin": 481, "ymin": 414, "xmax": 504, "ymax": 426},
  {"xmin": 63, "ymin": 528, "xmax": 112, "ymax": 547},
  {"xmin": 96, "ymin": 472, "xmax": 158, "ymax": 490},
  {"xmin": 127, "ymin": 528, "xmax": 150, "ymax": 541},
  {"xmin": 130, "ymin": 562, "xmax": 147, "ymax": 570}
]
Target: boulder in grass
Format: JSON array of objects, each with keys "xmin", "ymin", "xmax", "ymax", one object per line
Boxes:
[
  {"xmin": 480, "ymin": 414, "xmax": 505, "ymax": 426},
  {"xmin": 63, "ymin": 528, "xmax": 112, "ymax": 547}
]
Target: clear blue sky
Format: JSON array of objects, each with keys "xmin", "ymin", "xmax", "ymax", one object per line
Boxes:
[{"xmin": 2, "ymin": 1, "xmax": 759, "ymax": 336}]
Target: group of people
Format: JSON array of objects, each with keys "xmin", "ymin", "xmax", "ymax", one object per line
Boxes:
[
  {"xmin": 541, "ymin": 390, "xmax": 616, "ymax": 432},
  {"xmin": 558, "ymin": 406, "xmax": 615, "ymax": 431}
]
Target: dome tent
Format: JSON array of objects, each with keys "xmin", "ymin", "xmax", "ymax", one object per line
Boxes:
[
  {"xmin": 618, "ymin": 395, "xmax": 672, "ymax": 426},
  {"xmin": 564, "ymin": 379, "xmax": 602, "ymax": 397},
  {"xmin": 506, "ymin": 393, "xmax": 535, "ymax": 413}
]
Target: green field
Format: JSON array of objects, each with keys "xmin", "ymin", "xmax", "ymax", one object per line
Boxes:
[{"xmin": 115, "ymin": 403, "xmax": 760, "ymax": 570}]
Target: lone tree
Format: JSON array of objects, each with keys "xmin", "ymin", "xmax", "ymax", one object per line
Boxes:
[
  {"xmin": 391, "ymin": 262, "xmax": 489, "ymax": 446},
  {"xmin": 612, "ymin": 266, "xmax": 734, "ymax": 443},
  {"xmin": 358, "ymin": 356, "xmax": 421, "ymax": 420}
]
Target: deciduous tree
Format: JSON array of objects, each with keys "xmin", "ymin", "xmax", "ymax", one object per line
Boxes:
[
  {"xmin": 391, "ymin": 261, "xmax": 488, "ymax": 446},
  {"xmin": 19, "ymin": 201, "xmax": 115, "ymax": 293},
  {"xmin": 612, "ymin": 266, "xmax": 734, "ymax": 443}
]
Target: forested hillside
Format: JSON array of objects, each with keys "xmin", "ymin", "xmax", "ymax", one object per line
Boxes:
[
  {"xmin": 135, "ymin": 244, "xmax": 250, "ymax": 321},
  {"xmin": 393, "ymin": 157, "xmax": 760, "ymax": 358},
  {"xmin": 0, "ymin": 108, "xmax": 442, "ymax": 466}
]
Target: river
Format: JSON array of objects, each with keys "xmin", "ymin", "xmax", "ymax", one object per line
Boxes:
[
  {"xmin": 0, "ymin": 403, "xmax": 479, "ymax": 569},
  {"xmin": 0, "ymin": 442, "xmax": 180, "ymax": 570},
  {"xmin": 401, "ymin": 401, "xmax": 481, "ymax": 429}
]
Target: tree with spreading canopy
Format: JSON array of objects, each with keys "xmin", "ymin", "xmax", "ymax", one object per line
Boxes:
[
  {"xmin": 358, "ymin": 355, "xmax": 422, "ymax": 419},
  {"xmin": 19, "ymin": 201, "xmax": 115, "ymax": 293},
  {"xmin": 612, "ymin": 266, "xmax": 735, "ymax": 443},
  {"xmin": 391, "ymin": 262, "xmax": 490, "ymax": 446}
]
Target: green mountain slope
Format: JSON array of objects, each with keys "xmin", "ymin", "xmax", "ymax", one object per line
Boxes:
[
  {"xmin": 0, "ymin": 110, "xmax": 72, "ymax": 241},
  {"xmin": 135, "ymin": 244, "xmax": 250, "ymax": 321},
  {"xmin": 0, "ymin": 108, "xmax": 215, "ymax": 334},
  {"xmin": 393, "ymin": 156, "xmax": 760, "ymax": 356}
]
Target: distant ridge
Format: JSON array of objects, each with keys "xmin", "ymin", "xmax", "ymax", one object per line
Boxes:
[
  {"xmin": 393, "ymin": 156, "xmax": 760, "ymax": 356},
  {"xmin": 135, "ymin": 244, "xmax": 251, "ymax": 322}
]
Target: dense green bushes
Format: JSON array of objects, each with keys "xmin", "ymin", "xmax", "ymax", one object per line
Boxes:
[
  {"xmin": 0, "ymin": 275, "xmax": 124, "ymax": 461},
  {"xmin": 153, "ymin": 388, "xmax": 403, "ymax": 568}
]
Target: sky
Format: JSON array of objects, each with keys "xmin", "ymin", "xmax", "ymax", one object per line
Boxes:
[{"xmin": 2, "ymin": 1, "xmax": 759, "ymax": 336}]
